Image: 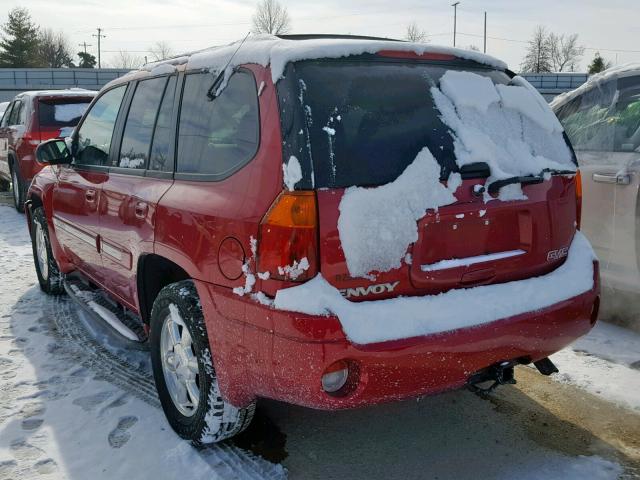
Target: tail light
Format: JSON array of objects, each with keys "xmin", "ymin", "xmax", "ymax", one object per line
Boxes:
[
  {"xmin": 575, "ymin": 170, "xmax": 582, "ymax": 230},
  {"xmin": 257, "ymin": 191, "xmax": 318, "ymax": 282}
]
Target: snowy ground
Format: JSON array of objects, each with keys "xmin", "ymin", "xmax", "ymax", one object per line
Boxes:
[{"xmin": 0, "ymin": 200, "xmax": 638, "ymax": 479}]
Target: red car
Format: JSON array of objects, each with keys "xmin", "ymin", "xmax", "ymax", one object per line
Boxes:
[
  {"xmin": 26, "ymin": 35, "xmax": 600, "ymax": 445},
  {"xmin": 0, "ymin": 89, "xmax": 95, "ymax": 212}
]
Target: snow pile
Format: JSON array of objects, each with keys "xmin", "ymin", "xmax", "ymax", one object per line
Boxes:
[
  {"xmin": 274, "ymin": 231, "xmax": 596, "ymax": 345},
  {"xmin": 282, "ymin": 155, "xmax": 302, "ymax": 190},
  {"xmin": 338, "ymin": 148, "xmax": 461, "ymax": 278},
  {"xmin": 432, "ymin": 71, "xmax": 575, "ymax": 181}
]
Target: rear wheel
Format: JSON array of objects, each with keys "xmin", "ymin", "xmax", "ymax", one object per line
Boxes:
[
  {"xmin": 150, "ymin": 280, "xmax": 255, "ymax": 445},
  {"xmin": 11, "ymin": 163, "xmax": 25, "ymax": 213},
  {"xmin": 31, "ymin": 207, "xmax": 65, "ymax": 295}
]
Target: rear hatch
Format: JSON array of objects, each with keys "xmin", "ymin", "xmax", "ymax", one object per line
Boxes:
[
  {"xmin": 36, "ymin": 96, "xmax": 93, "ymax": 141},
  {"xmin": 275, "ymin": 55, "xmax": 578, "ymax": 300}
]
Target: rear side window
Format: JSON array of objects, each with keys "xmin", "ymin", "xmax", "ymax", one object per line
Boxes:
[
  {"xmin": 555, "ymin": 79, "xmax": 617, "ymax": 153},
  {"xmin": 75, "ymin": 85, "xmax": 126, "ymax": 166},
  {"xmin": 38, "ymin": 100, "xmax": 91, "ymax": 128},
  {"xmin": 8, "ymin": 100, "xmax": 24, "ymax": 126},
  {"xmin": 177, "ymin": 70, "xmax": 259, "ymax": 177},
  {"xmin": 118, "ymin": 76, "xmax": 167, "ymax": 169},
  {"xmin": 278, "ymin": 60, "xmax": 511, "ymax": 188},
  {"xmin": 149, "ymin": 75, "xmax": 177, "ymax": 172}
]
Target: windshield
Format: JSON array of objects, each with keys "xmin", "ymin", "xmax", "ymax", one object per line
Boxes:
[
  {"xmin": 277, "ymin": 58, "xmax": 512, "ymax": 189},
  {"xmin": 38, "ymin": 99, "xmax": 92, "ymax": 128}
]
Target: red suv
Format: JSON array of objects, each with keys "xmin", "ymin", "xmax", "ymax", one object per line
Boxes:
[
  {"xmin": 26, "ymin": 35, "xmax": 600, "ymax": 445},
  {"xmin": 0, "ymin": 89, "xmax": 95, "ymax": 212}
]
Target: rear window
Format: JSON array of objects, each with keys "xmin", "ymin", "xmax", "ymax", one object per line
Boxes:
[
  {"xmin": 277, "ymin": 58, "xmax": 511, "ymax": 189},
  {"xmin": 38, "ymin": 98, "xmax": 92, "ymax": 128}
]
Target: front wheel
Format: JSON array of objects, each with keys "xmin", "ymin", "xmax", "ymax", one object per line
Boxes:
[
  {"xmin": 11, "ymin": 164, "xmax": 25, "ymax": 213},
  {"xmin": 150, "ymin": 280, "xmax": 255, "ymax": 445},
  {"xmin": 31, "ymin": 207, "xmax": 65, "ymax": 295}
]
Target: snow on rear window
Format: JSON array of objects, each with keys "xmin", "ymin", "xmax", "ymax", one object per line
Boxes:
[
  {"xmin": 54, "ymin": 103, "xmax": 88, "ymax": 122},
  {"xmin": 338, "ymin": 148, "xmax": 461, "ymax": 278},
  {"xmin": 432, "ymin": 71, "xmax": 575, "ymax": 180}
]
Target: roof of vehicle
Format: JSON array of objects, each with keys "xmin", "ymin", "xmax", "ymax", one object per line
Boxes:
[
  {"xmin": 106, "ymin": 34, "xmax": 509, "ymax": 89},
  {"xmin": 550, "ymin": 62, "xmax": 640, "ymax": 108},
  {"xmin": 15, "ymin": 88, "xmax": 97, "ymax": 101}
]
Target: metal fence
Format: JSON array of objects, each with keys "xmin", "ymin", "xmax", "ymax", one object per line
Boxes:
[
  {"xmin": 0, "ymin": 68, "xmax": 131, "ymax": 102},
  {"xmin": 521, "ymin": 73, "xmax": 589, "ymax": 101},
  {"xmin": 0, "ymin": 68, "xmax": 590, "ymax": 104}
]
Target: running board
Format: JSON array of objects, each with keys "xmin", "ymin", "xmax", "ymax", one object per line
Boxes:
[{"xmin": 64, "ymin": 278, "xmax": 148, "ymax": 343}]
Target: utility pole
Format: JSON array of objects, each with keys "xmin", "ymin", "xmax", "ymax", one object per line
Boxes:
[
  {"xmin": 483, "ymin": 12, "xmax": 487, "ymax": 53},
  {"xmin": 78, "ymin": 41, "xmax": 92, "ymax": 54},
  {"xmin": 451, "ymin": 2, "xmax": 460, "ymax": 47},
  {"xmin": 92, "ymin": 28, "xmax": 106, "ymax": 68}
]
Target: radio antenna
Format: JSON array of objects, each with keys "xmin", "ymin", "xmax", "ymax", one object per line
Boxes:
[{"xmin": 207, "ymin": 31, "xmax": 251, "ymax": 100}]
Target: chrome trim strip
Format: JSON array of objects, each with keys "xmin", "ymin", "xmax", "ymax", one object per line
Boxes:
[
  {"xmin": 421, "ymin": 249, "xmax": 527, "ymax": 272},
  {"xmin": 52, "ymin": 217, "xmax": 95, "ymax": 247},
  {"xmin": 101, "ymin": 242, "xmax": 123, "ymax": 261}
]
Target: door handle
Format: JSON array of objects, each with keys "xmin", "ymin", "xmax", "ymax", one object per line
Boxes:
[
  {"xmin": 592, "ymin": 173, "xmax": 631, "ymax": 185},
  {"xmin": 85, "ymin": 189, "xmax": 96, "ymax": 202},
  {"xmin": 134, "ymin": 201, "xmax": 149, "ymax": 219}
]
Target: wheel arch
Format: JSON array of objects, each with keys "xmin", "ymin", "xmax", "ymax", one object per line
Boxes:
[{"xmin": 137, "ymin": 254, "xmax": 190, "ymax": 325}]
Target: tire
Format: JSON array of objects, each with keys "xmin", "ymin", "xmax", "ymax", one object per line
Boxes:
[
  {"xmin": 31, "ymin": 207, "xmax": 65, "ymax": 295},
  {"xmin": 150, "ymin": 280, "xmax": 255, "ymax": 445},
  {"xmin": 11, "ymin": 161, "xmax": 25, "ymax": 213}
]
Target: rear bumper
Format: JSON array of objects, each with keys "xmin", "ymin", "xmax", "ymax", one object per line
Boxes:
[{"xmin": 196, "ymin": 261, "xmax": 600, "ymax": 410}]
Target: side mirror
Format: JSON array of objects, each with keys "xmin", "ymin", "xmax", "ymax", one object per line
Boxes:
[{"xmin": 36, "ymin": 138, "xmax": 72, "ymax": 165}]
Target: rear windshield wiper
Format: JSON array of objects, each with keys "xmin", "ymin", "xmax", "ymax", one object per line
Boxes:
[{"xmin": 487, "ymin": 175, "xmax": 544, "ymax": 195}]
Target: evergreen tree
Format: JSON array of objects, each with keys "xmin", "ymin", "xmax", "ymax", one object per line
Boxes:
[
  {"xmin": 78, "ymin": 51, "xmax": 97, "ymax": 68},
  {"xmin": 0, "ymin": 8, "xmax": 41, "ymax": 67},
  {"xmin": 588, "ymin": 52, "xmax": 611, "ymax": 75}
]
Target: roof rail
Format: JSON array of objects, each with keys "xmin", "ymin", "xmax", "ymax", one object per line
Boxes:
[{"xmin": 276, "ymin": 34, "xmax": 405, "ymax": 42}]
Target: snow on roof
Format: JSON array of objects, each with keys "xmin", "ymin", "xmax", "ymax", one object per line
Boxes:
[
  {"xmin": 550, "ymin": 62, "xmax": 640, "ymax": 108},
  {"xmin": 140, "ymin": 34, "xmax": 508, "ymax": 85},
  {"xmin": 17, "ymin": 88, "xmax": 97, "ymax": 99}
]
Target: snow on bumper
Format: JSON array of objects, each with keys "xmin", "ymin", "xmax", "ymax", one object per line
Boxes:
[{"xmin": 274, "ymin": 231, "xmax": 597, "ymax": 345}]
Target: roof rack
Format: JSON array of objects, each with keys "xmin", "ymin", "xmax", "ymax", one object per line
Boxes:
[{"xmin": 276, "ymin": 34, "xmax": 405, "ymax": 42}]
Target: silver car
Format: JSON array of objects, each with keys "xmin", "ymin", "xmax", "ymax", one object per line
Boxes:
[{"xmin": 552, "ymin": 65, "xmax": 640, "ymax": 331}]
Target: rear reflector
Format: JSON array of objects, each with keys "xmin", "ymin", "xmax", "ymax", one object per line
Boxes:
[
  {"xmin": 257, "ymin": 191, "xmax": 318, "ymax": 281},
  {"xmin": 575, "ymin": 170, "xmax": 582, "ymax": 230}
]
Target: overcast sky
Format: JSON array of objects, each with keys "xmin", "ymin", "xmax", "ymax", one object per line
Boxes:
[{"xmin": 4, "ymin": 0, "xmax": 640, "ymax": 70}]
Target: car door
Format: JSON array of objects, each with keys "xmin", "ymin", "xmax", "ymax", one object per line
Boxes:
[
  {"xmin": 0, "ymin": 101, "xmax": 15, "ymax": 180},
  {"xmin": 98, "ymin": 75, "xmax": 177, "ymax": 310},
  {"xmin": 606, "ymin": 75, "xmax": 640, "ymax": 293},
  {"xmin": 52, "ymin": 85, "xmax": 128, "ymax": 285},
  {"xmin": 556, "ymin": 79, "xmax": 618, "ymax": 265}
]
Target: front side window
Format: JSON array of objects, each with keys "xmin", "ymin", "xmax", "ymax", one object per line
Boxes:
[
  {"xmin": 0, "ymin": 102, "xmax": 13, "ymax": 127},
  {"xmin": 177, "ymin": 70, "xmax": 259, "ymax": 177},
  {"xmin": 118, "ymin": 77, "xmax": 167, "ymax": 169},
  {"xmin": 75, "ymin": 86, "xmax": 126, "ymax": 166},
  {"xmin": 612, "ymin": 76, "xmax": 640, "ymax": 153}
]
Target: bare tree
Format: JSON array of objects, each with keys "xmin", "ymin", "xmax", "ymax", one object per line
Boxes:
[
  {"xmin": 549, "ymin": 33, "xmax": 585, "ymax": 72},
  {"xmin": 405, "ymin": 22, "xmax": 428, "ymax": 43},
  {"xmin": 252, "ymin": 0, "xmax": 291, "ymax": 35},
  {"xmin": 149, "ymin": 40, "xmax": 173, "ymax": 62},
  {"xmin": 38, "ymin": 28, "xmax": 74, "ymax": 67},
  {"xmin": 110, "ymin": 50, "xmax": 144, "ymax": 69},
  {"xmin": 520, "ymin": 25, "xmax": 553, "ymax": 73}
]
